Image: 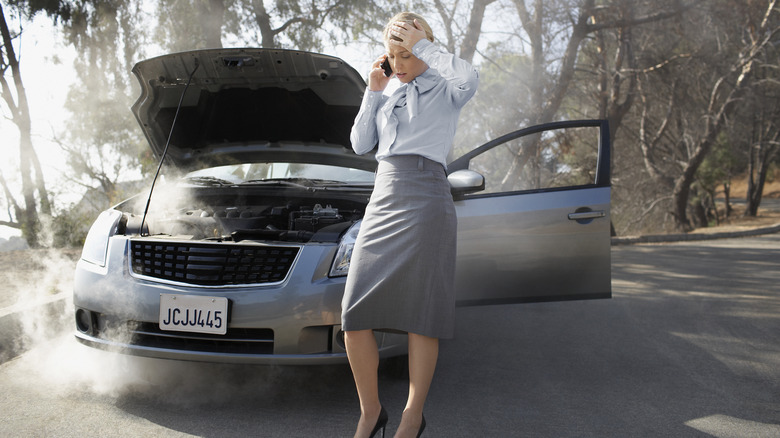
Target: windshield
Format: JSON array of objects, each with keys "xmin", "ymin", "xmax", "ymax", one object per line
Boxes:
[{"xmin": 184, "ymin": 163, "xmax": 375, "ymax": 185}]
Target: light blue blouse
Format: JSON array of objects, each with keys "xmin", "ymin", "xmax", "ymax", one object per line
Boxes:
[{"xmin": 349, "ymin": 39, "xmax": 479, "ymax": 168}]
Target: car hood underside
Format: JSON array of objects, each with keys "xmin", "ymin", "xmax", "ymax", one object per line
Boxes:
[{"xmin": 131, "ymin": 48, "xmax": 370, "ymax": 170}]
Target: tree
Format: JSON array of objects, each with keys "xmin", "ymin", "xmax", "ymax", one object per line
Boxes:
[
  {"xmin": 671, "ymin": 0, "xmax": 778, "ymax": 230},
  {"xmin": 50, "ymin": 0, "xmax": 385, "ymax": 229},
  {"xmin": 636, "ymin": 0, "xmax": 780, "ymax": 231},
  {"xmin": 696, "ymin": 133, "xmax": 741, "ymax": 225},
  {"xmin": 8, "ymin": 0, "xmax": 775, "ymax": 243},
  {"xmin": 52, "ymin": 1, "xmax": 150, "ymax": 211},
  {"xmin": 55, "ymin": 0, "xmax": 493, "ymax": 212},
  {"xmin": 462, "ymin": 1, "xmax": 688, "ymax": 202},
  {"xmin": 153, "ymin": 0, "xmax": 383, "ymax": 52},
  {"xmin": 0, "ymin": 2, "xmax": 54, "ymax": 247},
  {"xmin": 426, "ymin": 0, "xmax": 496, "ymax": 64},
  {"xmin": 155, "ymin": 0, "xmax": 225, "ymax": 50},
  {"xmin": 575, "ymin": 1, "xmax": 691, "ymax": 234},
  {"xmin": 741, "ymin": 19, "xmax": 780, "ymax": 217},
  {"xmin": 744, "ymin": 115, "xmax": 780, "ymax": 217}
]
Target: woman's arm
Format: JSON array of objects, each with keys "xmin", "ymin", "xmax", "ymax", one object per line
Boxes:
[
  {"xmin": 413, "ymin": 39, "xmax": 478, "ymax": 108},
  {"xmin": 350, "ymin": 54, "xmax": 395, "ymax": 155},
  {"xmin": 350, "ymin": 89, "xmax": 384, "ymax": 155}
]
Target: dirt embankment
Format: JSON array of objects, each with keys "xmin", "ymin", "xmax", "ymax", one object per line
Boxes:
[
  {"xmin": 724, "ymin": 170, "xmax": 780, "ymax": 200},
  {"xmin": 703, "ymin": 171, "xmax": 780, "ymax": 234}
]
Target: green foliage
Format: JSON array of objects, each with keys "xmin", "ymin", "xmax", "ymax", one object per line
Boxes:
[
  {"xmin": 6, "ymin": 0, "xmax": 73, "ymax": 21},
  {"xmin": 49, "ymin": 205, "xmax": 89, "ymax": 247},
  {"xmin": 696, "ymin": 133, "xmax": 742, "ymax": 194},
  {"xmin": 154, "ymin": 0, "xmax": 225, "ymax": 51},
  {"xmin": 149, "ymin": 0, "xmax": 387, "ymax": 51}
]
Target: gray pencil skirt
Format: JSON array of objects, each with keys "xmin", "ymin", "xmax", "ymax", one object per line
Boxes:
[{"xmin": 341, "ymin": 155, "xmax": 457, "ymax": 339}]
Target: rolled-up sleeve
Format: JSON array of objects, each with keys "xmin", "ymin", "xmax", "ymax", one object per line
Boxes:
[
  {"xmin": 412, "ymin": 39, "xmax": 479, "ymax": 108},
  {"xmin": 350, "ymin": 89, "xmax": 385, "ymax": 155}
]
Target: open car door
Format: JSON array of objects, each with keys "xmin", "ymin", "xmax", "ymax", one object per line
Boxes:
[{"xmin": 448, "ymin": 120, "xmax": 611, "ymax": 306}]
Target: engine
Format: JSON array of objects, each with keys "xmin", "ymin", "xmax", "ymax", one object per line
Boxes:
[{"xmin": 121, "ymin": 199, "xmax": 364, "ymax": 243}]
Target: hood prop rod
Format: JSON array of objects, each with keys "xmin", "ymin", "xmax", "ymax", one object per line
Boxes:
[{"xmin": 139, "ymin": 58, "xmax": 200, "ymax": 236}]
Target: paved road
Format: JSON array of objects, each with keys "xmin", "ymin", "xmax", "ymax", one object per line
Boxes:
[{"xmin": 1, "ymin": 235, "xmax": 779, "ymax": 437}]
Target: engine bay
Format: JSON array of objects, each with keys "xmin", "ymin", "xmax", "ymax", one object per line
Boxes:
[{"xmin": 118, "ymin": 191, "xmax": 367, "ymax": 243}]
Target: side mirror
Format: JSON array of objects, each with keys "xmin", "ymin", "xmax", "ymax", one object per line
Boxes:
[{"xmin": 448, "ymin": 169, "xmax": 485, "ymax": 198}]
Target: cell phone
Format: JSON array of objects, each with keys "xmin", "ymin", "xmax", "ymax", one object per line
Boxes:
[{"xmin": 381, "ymin": 57, "xmax": 392, "ymax": 77}]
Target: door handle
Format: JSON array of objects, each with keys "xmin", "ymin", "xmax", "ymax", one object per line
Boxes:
[{"xmin": 568, "ymin": 210, "xmax": 606, "ymax": 221}]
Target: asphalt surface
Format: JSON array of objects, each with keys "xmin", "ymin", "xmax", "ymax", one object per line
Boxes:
[{"xmin": 1, "ymin": 233, "xmax": 779, "ymax": 437}]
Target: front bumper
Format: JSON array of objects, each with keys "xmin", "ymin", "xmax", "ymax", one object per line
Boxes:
[{"xmin": 73, "ymin": 235, "xmax": 407, "ymax": 364}]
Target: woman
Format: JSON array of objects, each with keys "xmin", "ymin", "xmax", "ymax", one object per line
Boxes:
[{"xmin": 341, "ymin": 11, "xmax": 478, "ymax": 438}]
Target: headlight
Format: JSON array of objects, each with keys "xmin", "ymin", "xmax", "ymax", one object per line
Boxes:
[
  {"xmin": 329, "ymin": 220, "xmax": 362, "ymax": 277},
  {"xmin": 80, "ymin": 210, "xmax": 123, "ymax": 266}
]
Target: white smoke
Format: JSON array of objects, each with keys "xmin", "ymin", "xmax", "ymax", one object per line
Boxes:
[
  {"xmin": 1, "ymin": 248, "xmax": 219, "ymax": 401},
  {"xmin": 1, "ymin": 247, "xmax": 333, "ymax": 408}
]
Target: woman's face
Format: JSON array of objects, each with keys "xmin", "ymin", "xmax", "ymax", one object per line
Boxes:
[{"xmin": 386, "ymin": 44, "xmax": 428, "ymax": 83}]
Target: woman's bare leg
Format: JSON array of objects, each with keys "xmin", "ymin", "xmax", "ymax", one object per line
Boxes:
[
  {"xmin": 395, "ymin": 333, "xmax": 438, "ymax": 438},
  {"xmin": 345, "ymin": 329, "xmax": 383, "ymax": 438}
]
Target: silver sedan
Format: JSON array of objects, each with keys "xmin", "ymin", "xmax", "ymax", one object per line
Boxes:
[{"xmin": 73, "ymin": 48, "xmax": 611, "ymax": 364}]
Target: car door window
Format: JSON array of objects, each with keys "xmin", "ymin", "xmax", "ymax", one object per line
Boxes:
[{"xmin": 453, "ymin": 123, "xmax": 605, "ymax": 195}]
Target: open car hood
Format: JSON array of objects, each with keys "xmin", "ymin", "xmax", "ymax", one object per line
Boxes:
[{"xmin": 131, "ymin": 48, "xmax": 375, "ymax": 171}]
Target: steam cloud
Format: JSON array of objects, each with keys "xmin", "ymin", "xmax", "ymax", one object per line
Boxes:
[{"xmin": 0, "ymin": 246, "xmax": 290, "ymax": 406}]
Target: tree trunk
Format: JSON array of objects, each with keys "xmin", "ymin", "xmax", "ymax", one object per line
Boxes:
[
  {"xmin": 671, "ymin": 113, "xmax": 728, "ymax": 231},
  {"xmin": 199, "ymin": 0, "xmax": 225, "ymax": 48},
  {"xmin": 744, "ymin": 130, "xmax": 779, "ymax": 217},
  {"xmin": 1, "ymin": 4, "xmax": 49, "ymax": 247},
  {"xmin": 672, "ymin": 160, "xmax": 698, "ymax": 231},
  {"xmin": 459, "ymin": 0, "xmax": 495, "ymax": 64},
  {"xmin": 745, "ymin": 146, "xmax": 775, "ymax": 217},
  {"xmin": 251, "ymin": 0, "xmax": 277, "ymax": 48},
  {"xmin": 30, "ymin": 141, "xmax": 51, "ymax": 216},
  {"xmin": 723, "ymin": 182, "xmax": 732, "ymax": 218}
]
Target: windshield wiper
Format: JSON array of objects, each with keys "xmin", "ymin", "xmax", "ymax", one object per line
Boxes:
[
  {"xmin": 241, "ymin": 178, "xmax": 373, "ymax": 189},
  {"xmin": 314, "ymin": 180, "xmax": 373, "ymax": 187},
  {"xmin": 183, "ymin": 176, "xmax": 236, "ymax": 186},
  {"xmin": 241, "ymin": 178, "xmax": 314, "ymax": 188}
]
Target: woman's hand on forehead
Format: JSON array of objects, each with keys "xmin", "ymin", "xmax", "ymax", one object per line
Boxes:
[{"xmin": 388, "ymin": 19, "xmax": 426, "ymax": 52}]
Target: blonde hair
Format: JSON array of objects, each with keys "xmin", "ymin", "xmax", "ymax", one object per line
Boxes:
[{"xmin": 383, "ymin": 12, "xmax": 435, "ymax": 45}]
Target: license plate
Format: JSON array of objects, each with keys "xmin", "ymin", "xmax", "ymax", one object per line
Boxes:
[{"xmin": 159, "ymin": 294, "xmax": 228, "ymax": 335}]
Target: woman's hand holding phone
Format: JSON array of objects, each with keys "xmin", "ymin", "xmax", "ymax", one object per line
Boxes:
[
  {"xmin": 381, "ymin": 57, "xmax": 392, "ymax": 77},
  {"xmin": 368, "ymin": 55, "xmax": 393, "ymax": 91}
]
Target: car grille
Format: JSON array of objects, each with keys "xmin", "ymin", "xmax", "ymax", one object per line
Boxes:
[
  {"xmin": 130, "ymin": 239, "xmax": 300, "ymax": 286},
  {"xmin": 129, "ymin": 322, "xmax": 275, "ymax": 355}
]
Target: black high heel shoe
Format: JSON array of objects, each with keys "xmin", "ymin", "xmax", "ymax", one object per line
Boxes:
[
  {"xmin": 416, "ymin": 415, "xmax": 426, "ymax": 438},
  {"xmin": 369, "ymin": 407, "xmax": 389, "ymax": 438}
]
